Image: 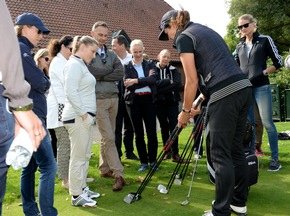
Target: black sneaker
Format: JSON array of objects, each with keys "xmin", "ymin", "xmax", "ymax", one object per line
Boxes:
[{"xmin": 268, "ymin": 159, "xmax": 282, "ymax": 172}]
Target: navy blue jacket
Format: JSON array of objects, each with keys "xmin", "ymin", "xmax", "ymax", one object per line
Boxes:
[
  {"xmin": 234, "ymin": 31, "xmax": 283, "ymax": 87},
  {"xmin": 18, "ymin": 36, "xmax": 50, "ymax": 119}
]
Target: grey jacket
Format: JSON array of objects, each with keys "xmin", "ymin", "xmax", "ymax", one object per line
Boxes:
[{"xmin": 88, "ymin": 45, "xmax": 124, "ymax": 99}]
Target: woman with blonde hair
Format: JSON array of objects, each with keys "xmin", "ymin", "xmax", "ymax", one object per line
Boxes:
[
  {"xmin": 34, "ymin": 48, "xmax": 50, "ymax": 77},
  {"xmin": 62, "ymin": 35, "xmax": 100, "ymax": 207},
  {"xmin": 234, "ymin": 14, "xmax": 283, "ymax": 171}
]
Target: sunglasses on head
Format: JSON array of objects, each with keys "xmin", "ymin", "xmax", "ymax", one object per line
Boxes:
[
  {"xmin": 44, "ymin": 57, "xmax": 50, "ymax": 62},
  {"xmin": 237, "ymin": 22, "xmax": 252, "ymax": 30}
]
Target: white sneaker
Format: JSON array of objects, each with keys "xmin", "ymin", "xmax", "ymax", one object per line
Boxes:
[
  {"xmin": 83, "ymin": 186, "xmax": 100, "ymax": 199},
  {"xmin": 230, "ymin": 204, "xmax": 247, "ymax": 215},
  {"xmin": 71, "ymin": 193, "xmax": 97, "ymax": 207},
  {"xmin": 202, "ymin": 210, "xmax": 214, "ymax": 216}
]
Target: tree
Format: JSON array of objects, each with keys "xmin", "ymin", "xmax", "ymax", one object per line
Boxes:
[{"xmin": 224, "ymin": 0, "xmax": 290, "ymax": 53}]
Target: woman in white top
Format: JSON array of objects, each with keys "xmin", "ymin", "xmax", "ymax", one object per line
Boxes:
[
  {"xmin": 62, "ymin": 35, "xmax": 99, "ymax": 207},
  {"xmin": 47, "ymin": 35, "xmax": 73, "ymax": 188}
]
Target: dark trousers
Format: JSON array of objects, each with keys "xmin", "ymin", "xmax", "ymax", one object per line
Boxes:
[
  {"xmin": 115, "ymin": 98, "xmax": 134, "ymax": 158},
  {"xmin": 48, "ymin": 129, "xmax": 57, "ymax": 159},
  {"xmin": 208, "ymin": 87, "xmax": 252, "ymax": 216},
  {"xmin": 156, "ymin": 100, "xmax": 179, "ymax": 155},
  {"xmin": 126, "ymin": 94, "xmax": 158, "ymax": 164}
]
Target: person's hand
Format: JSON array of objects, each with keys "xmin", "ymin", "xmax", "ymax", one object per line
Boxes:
[
  {"xmin": 124, "ymin": 78, "xmax": 137, "ymax": 87},
  {"xmin": 13, "ymin": 110, "xmax": 46, "ymax": 152},
  {"xmin": 149, "ymin": 69, "xmax": 155, "ymax": 76},
  {"xmin": 178, "ymin": 111, "xmax": 191, "ymax": 128},
  {"xmin": 81, "ymin": 113, "xmax": 88, "ymax": 121}
]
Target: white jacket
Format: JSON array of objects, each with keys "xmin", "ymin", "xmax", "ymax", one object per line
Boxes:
[{"xmin": 46, "ymin": 53, "xmax": 67, "ymax": 129}]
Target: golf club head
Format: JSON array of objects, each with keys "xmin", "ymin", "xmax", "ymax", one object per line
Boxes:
[
  {"xmin": 157, "ymin": 184, "xmax": 166, "ymax": 191},
  {"xmin": 123, "ymin": 193, "xmax": 141, "ymax": 204},
  {"xmin": 160, "ymin": 188, "xmax": 168, "ymax": 194},
  {"xmin": 175, "ymin": 174, "xmax": 180, "ymax": 179},
  {"xmin": 180, "ymin": 199, "xmax": 189, "ymax": 206},
  {"xmin": 173, "ymin": 179, "xmax": 182, "ymax": 185}
]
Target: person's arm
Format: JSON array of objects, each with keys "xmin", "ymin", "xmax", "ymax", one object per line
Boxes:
[
  {"xmin": 101, "ymin": 53, "xmax": 124, "ymax": 81},
  {"xmin": 178, "ymin": 53, "xmax": 199, "ymax": 128},
  {"xmin": 0, "ymin": 1, "xmax": 44, "ymax": 150},
  {"xmin": 264, "ymin": 36, "xmax": 283, "ymax": 75}
]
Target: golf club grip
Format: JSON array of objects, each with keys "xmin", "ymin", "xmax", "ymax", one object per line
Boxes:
[{"xmin": 193, "ymin": 97, "xmax": 203, "ymax": 109}]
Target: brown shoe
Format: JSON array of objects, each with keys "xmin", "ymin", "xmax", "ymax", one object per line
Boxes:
[
  {"xmin": 171, "ymin": 154, "xmax": 188, "ymax": 164},
  {"xmin": 100, "ymin": 171, "xmax": 114, "ymax": 178},
  {"xmin": 112, "ymin": 175, "xmax": 124, "ymax": 191},
  {"xmin": 163, "ymin": 152, "xmax": 172, "ymax": 160}
]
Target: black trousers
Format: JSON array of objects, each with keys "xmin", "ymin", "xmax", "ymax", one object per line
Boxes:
[
  {"xmin": 156, "ymin": 99, "xmax": 179, "ymax": 155},
  {"xmin": 115, "ymin": 98, "xmax": 134, "ymax": 158},
  {"xmin": 126, "ymin": 94, "xmax": 158, "ymax": 164},
  {"xmin": 208, "ymin": 87, "xmax": 252, "ymax": 216}
]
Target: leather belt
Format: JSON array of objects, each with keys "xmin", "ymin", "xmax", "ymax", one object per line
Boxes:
[{"xmin": 134, "ymin": 92, "xmax": 151, "ymax": 96}]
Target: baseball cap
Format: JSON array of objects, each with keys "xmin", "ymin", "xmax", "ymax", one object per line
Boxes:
[
  {"xmin": 15, "ymin": 13, "xmax": 50, "ymax": 34},
  {"xmin": 158, "ymin": 10, "xmax": 178, "ymax": 41}
]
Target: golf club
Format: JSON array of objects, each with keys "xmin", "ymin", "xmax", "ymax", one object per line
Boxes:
[
  {"xmin": 180, "ymin": 108, "xmax": 207, "ymax": 206},
  {"xmin": 124, "ymin": 126, "xmax": 182, "ymax": 204}
]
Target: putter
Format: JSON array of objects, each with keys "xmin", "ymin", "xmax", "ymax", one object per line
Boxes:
[
  {"xmin": 181, "ymin": 109, "xmax": 207, "ymax": 206},
  {"xmin": 124, "ymin": 126, "xmax": 183, "ymax": 204}
]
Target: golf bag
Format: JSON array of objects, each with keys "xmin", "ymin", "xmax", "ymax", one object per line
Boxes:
[{"xmin": 206, "ymin": 121, "xmax": 259, "ymax": 186}]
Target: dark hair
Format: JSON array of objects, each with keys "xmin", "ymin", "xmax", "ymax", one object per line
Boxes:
[
  {"xmin": 113, "ymin": 35, "xmax": 129, "ymax": 48},
  {"xmin": 172, "ymin": 9, "xmax": 190, "ymax": 30},
  {"xmin": 47, "ymin": 35, "xmax": 74, "ymax": 58}
]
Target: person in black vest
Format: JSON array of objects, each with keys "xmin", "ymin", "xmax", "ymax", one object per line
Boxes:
[{"xmin": 159, "ymin": 9, "xmax": 252, "ymax": 216}]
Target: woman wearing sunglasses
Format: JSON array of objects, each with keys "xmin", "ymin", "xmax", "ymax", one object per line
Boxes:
[
  {"xmin": 34, "ymin": 48, "xmax": 50, "ymax": 78},
  {"xmin": 15, "ymin": 13, "xmax": 58, "ymax": 216},
  {"xmin": 234, "ymin": 14, "xmax": 283, "ymax": 172}
]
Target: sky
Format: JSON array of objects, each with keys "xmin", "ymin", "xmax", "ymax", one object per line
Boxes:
[{"xmin": 164, "ymin": 0, "xmax": 231, "ymax": 37}]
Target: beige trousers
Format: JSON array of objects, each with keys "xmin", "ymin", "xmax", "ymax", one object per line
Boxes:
[
  {"xmin": 96, "ymin": 98, "xmax": 124, "ymax": 178},
  {"xmin": 65, "ymin": 115, "xmax": 94, "ymax": 196}
]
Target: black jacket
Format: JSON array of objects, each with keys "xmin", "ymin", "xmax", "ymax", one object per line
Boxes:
[
  {"xmin": 234, "ymin": 31, "xmax": 283, "ymax": 87},
  {"xmin": 124, "ymin": 60, "xmax": 157, "ymax": 105},
  {"xmin": 155, "ymin": 62, "xmax": 181, "ymax": 103}
]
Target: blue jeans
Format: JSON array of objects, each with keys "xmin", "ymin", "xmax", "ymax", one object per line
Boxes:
[
  {"xmin": 0, "ymin": 86, "xmax": 14, "ymax": 216},
  {"xmin": 21, "ymin": 118, "xmax": 58, "ymax": 216},
  {"xmin": 248, "ymin": 85, "xmax": 278, "ymax": 159}
]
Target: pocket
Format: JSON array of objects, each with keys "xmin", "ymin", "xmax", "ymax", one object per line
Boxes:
[{"xmin": 0, "ymin": 97, "xmax": 14, "ymax": 143}]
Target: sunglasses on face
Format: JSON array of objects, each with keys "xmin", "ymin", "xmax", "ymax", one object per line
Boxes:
[
  {"xmin": 44, "ymin": 57, "xmax": 50, "ymax": 62},
  {"xmin": 237, "ymin": 22, "xmax": 252, "ymax": 30},
  {"xmin": 37, "ymin": 29, "xmax": 43, "ymax": 35}
]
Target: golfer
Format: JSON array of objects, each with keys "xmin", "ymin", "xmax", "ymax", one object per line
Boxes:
[{"xmin": 158, "ymin": 9, "xmax": 252, "ymax": 216}]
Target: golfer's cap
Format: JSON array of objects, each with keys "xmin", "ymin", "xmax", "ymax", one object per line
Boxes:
[
  {"xmin": 158, "ymin": 10, "xmax": 178, "ymax": 41},
  {"xmin": 15, "ymin": 13, "xmax": 50, "ymax": 34}
]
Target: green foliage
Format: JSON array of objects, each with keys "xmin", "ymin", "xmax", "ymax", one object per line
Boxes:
[{"xmin": 225, "ymin": 0, "xmax": 290, "ymax": 52}]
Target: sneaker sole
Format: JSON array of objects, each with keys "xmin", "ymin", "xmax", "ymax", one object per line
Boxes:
[{"xmin": 267, "ymin": 165, "xmax": 282, "ymax": 172}]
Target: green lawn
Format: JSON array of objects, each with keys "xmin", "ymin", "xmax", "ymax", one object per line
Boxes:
[{"xmin": 2, "ymin": 122, "xmax": 290, "ymax": 216}]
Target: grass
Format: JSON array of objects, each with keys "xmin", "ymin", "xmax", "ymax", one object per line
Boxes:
[{"xmin": 2, "ymin": 122, "xmax": 290, "ymax": 216}]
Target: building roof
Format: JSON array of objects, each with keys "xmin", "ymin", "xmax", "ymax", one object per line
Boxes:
[{"xmin": 6, "ymin": 0, "xmax": 180, "ymax": 61}]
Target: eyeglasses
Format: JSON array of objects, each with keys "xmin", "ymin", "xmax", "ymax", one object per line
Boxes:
[
  {"xmin": 237, "ymin": 22, "xmax": 252, "ymax": 30},
  {"xmin": 67, "ymin": 47, "xmax": 73, "ymax": 52},
  {"xmin": 44, "ymin": 57, "xmax": 50, "ymax": 62}
]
